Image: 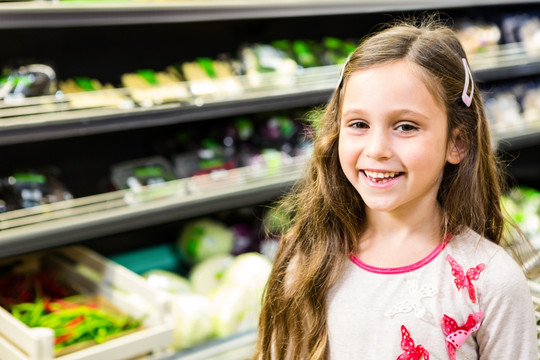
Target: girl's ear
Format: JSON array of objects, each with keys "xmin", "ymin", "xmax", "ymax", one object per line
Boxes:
[{"xmin": 447, "ymin": 128, "xmax": 466, "ymax": 165}]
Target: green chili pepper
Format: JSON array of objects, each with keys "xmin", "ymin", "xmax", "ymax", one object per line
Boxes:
[{"xmin": 11, "ymin": 297, "xmax": 143, "ymax": 351}]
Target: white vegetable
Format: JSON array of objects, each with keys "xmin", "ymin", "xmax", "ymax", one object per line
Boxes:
[
  {"xmin": 222, "ymin": 252, "xmax": 272, "ymax": 293},
  {"xmin": 170, "ymin": 293, "xmax": 213, "ymax": 350},
  {"xmin": 142, "ymin": 269, "xmax": 192, "ymax": 294},
  {"xmin": 190, "ymin": 254, "xmax": 235, "ymax": 296},
  {"xmin": 177, "ymin": 218, "xmax": 234, "ymax": 263},
  {"xmin": 210, "ymin": 284, "xmax": 258, "ymax": 338},
  {"xmin": 209, "ymin": 252, "xmax": 273, "ymax": 338}
]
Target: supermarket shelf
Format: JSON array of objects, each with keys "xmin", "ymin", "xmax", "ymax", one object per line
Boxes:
[
  {"xmin": 0, "ymin": 0, "xmax": 537, "ymax": 29},
  {"xmin": 495, "ymin": 120, "xmax": 540, "ymax": 150},
  {"xmin": 0, "ymin": 90, "xmax": 333, "ymax": 145},
  {"xmin": 0, "ymin": 157, "xmax": 305, "ymax": 258},
  {"xmin": 470, "ymin": 43, "xmax": 540, "ymax": 82},
  {"xmin": 3, "ymin": 43, "xmax": 540, "ymax": 146},
  {"xmin": 0, "ymin": 65, "xmax": 339, "ymax": 145},
  {"xmin": 161, "ymin": 330, "xmax": 256, "ymax": 360},
  {"xmin": 0, "ymin": 43, "xmax": 539, "ymax": 255}
]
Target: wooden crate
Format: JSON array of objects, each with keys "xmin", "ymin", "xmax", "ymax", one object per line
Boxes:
[{"xmin": 0, "ymin": 246, "xmax": 174, "ymax": 360}]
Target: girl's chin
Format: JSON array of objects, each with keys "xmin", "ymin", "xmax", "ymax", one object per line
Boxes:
[
  {"xmin": 365, "ymin": 206, "xmax": 399, "ymax": 213},
  {"xmin": 360, "ymin": 199, "xmax": 400, "ymax": 213}
]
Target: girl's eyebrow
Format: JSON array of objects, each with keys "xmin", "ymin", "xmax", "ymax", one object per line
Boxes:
[
  {"xmin": 342, "ymin": 108, "xmax": 430, "ymax": 120},
  {"xmin": 390, "ymin": 109, "xmax": 430, "ymax": 121},
  {"xmin": 341, "ymin": 109, "xmax": 365, "ymax": 118}
]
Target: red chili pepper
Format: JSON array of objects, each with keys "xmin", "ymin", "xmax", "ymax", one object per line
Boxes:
[
  {"xmin": 66, "ymin": 315, "xmax": 84, "ymax": 328},
  {"xmin": 86, "ymin": 302, "xmax": 98, "ymax": 309},
  {"xmin": 43, "ymin": 298, "xmax": 52, "ymax": 313},
  {"xmin": 52, "ymin": 298, "xmax": 78, "ymax": 310},
  {"xmin": 54, "ymin": 333, "xmax": 72, "ymax": 345}
]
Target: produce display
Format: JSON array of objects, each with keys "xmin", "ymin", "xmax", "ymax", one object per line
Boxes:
[
  {"xmin": 59, "ymin": 77, "xmax": 131, "ymax": 109},
  {"xmin": 0, "ymin": 268, "xmax": 143, "ymax": 355},
  {"xmin": 4, "ymin": 14, "xmax": 540, "ymax": 110},
  {"xmin": 11, "ymin": 296, "xmax": 143, "ymax": 353},
  {"xmin": 110, "ymin": 156, "xmax": 177, "ymax": 191},
  {"xmin": 144, "ymin": 250, "xmax": 272, "ymax": 350},
  {"xmin": 0, "ymin": 110, "xmax": 310, "ymax": 214},
  {"xmin": 108, "ymin": 210, "xmax": 274, "ymax": 352},
  {"xmin": 455, "ymin": 13, "xmax": 540, "ymax": 56},
  {"xmin": 0, "ymin": 36, "xmax": 355, "ymax": 110},
  {"xmin": 181, "ymin": 57, "xmax": 242, "ymax": 96},
  {"xmin": 108, "ymin": 111, "xmax": 310, "ymax": 191},
  {"xmin": 503, "ymin": 186, "xmax": 540, "ymax": 346},
  {"xmin": 189, "ymin": 254, "xmax": 234, "ymax": 296},
  {"xmin": 0, "ymin": 270, "xmax": 74, "ymax": 307},
  {"xmin": 168, "ymin": 292, "xmax": 213, "ymax": 351},
  {"xmin": 0, "ymin": 169, "xmax": 73, "ymax": 212},
  {"xmin": 484, "ymin": 77, "xmax": 540, "ymax": 137},
  {"xmin": 501, "ymin": 186, "xmax": 540, "ymax": 250},
  {"xmin": 209, "ymin": 252, "xmax": 271, "ymax": 338},
  {"xmin": 172, "ymin": 113, "xmax": 309, "ymax": 177},
  {"xmin": 466, "ymin": 13, "xmax": 540, "ymax": 136},
  {"xmin": 268, "ymin": 37, "xmax": 355, "ymax": 68},
  {"xmin": 143, "ymin": 269, "xmax": 192, "ymax": 294},
  {"xmin": 0, "ymin": 63, "xmax": 57, "ymax": 101},
  {"xmin": 500, "ymin": 13, "xmax": 540, "ymax": 55},
  {"xmin": 177, "ymin": 218, "xmax": 235, "ymax": 264},
  {"xmin": 120, "ymin": 68, "xmax": 190, "ymax": 106},
  {"xmin": 455, "ymin": 20, "xmax": 501, "ymax": 56}
]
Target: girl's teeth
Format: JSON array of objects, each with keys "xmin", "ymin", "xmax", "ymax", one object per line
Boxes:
[{"xmin": 364, "ymin": 170, "xmax": 399, "ymax": 179}]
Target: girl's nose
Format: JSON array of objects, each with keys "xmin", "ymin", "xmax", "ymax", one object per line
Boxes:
[{"xmin": 365, "ymin": 129, "xmax": 392, "ymax": 160}]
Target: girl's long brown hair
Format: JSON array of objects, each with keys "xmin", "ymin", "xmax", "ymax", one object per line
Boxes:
[{"xmin": 254, "ymin": 16, "xmax": 513, "ymax": 359}]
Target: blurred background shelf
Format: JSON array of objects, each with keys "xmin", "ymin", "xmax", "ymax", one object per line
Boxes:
[
  {"xmin": 0, "ymin": 157, "xmax": 304, "ymax": 257},
  {"xmin": 160, "ymin": 330, "xmax": 256, "ymax": 360},
  {"xmin": 0, "ymin": 65, "xmax": 340, "ymax": 145},
  {"xmin": 1, "ymin": 39, "xmax": 540, "ymax": 255},
  {"xmin": 0, "ymin": 0, "xmax": 539, "ymax": 29},
  {"xmin": 4, "ymin": 45, "xmax": 540, "ymax": 146},
  {"xmin": 495, "ymin": 120, "xmax": 540, "ymax": 150},
  {"xmin": 471, "ymin": 43, "xmax": 540, "ymax": 82}
]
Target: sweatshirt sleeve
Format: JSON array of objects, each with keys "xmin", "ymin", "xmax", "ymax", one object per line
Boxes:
[{"xmin": 475, "ymin": 248, "xmax": 538, "ymax": 359}]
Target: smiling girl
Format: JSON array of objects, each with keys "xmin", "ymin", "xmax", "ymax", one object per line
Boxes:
[{"xmin": 254, "ymin": 16, "xmax": 538, "ymax": 360}]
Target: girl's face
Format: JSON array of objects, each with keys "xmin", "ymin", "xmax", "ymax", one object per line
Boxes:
[{"xmin": 338, "ymin": 60, "xmax": 460, "ymax": 216}]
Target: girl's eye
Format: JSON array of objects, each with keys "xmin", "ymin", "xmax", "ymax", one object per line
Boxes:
[
  {"xmin": 350, "ymin": 121, "xmax": 369, "ymax": 129},
  {"xmin": 396, "ymin": 123, "xmax": 418, "ymax": 132}
]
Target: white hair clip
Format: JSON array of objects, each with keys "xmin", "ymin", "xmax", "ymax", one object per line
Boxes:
[
  {"xmin": 461, "ymin": 58, "xmax": 474, "ymax": 107},
  {"xmin": 336, "ymin": 53, "xmax": 352, "ymax": 90}
]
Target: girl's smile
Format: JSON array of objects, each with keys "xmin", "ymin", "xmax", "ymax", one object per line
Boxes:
[
  {"xmin": 338, "ymin": 60, "xmax": 460, "ymax": 215},
  {"xmin": 361, "ymin": 169, "xmax": 403, "ymax": 188}
]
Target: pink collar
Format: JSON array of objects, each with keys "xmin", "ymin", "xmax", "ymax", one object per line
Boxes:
[{"xmin": 350, "ymin": 234, "xmax": 452, "ymax": 274}]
